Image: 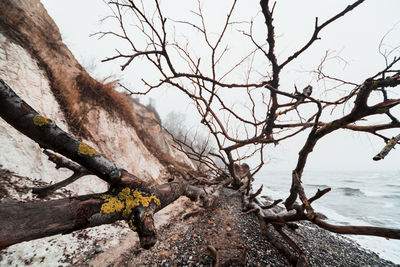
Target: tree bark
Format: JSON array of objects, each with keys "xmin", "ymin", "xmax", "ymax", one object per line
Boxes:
[
  {"xmin": 0, "ymin": 195, "xmax": 108, "ymax": 249},
  {"xmin": 0, "ymin": 179, "xmax": 206, "ymax": 249},
  {"xmin": 0, "ymin": 79, "xmax": 212, "ymax": 249},
  {"xmin": 0, "ymin": 79, "xmax": 125, "ymax": 185}
]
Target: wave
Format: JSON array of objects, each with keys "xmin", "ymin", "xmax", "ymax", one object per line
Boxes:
[
  {"xmin": 337, "ymin": 187, "xmax": 364, "ymax": 197},
  {"xmin": 385, "ymin": 184, "xmax": 400, "ymax": 189},
  {"xmin": 336, "ymin": 187, "xmax": 399, "ymax": 199},
  {"xmin": 256, "ymin": 171, "xmax": 400, "ymax": 264},
  {"xmin": 360, "ymin": 189, "xmax": 400, "ymax": 199},
  {"xmin": 304, "ymin": 183, "xmax": 331, "ymax": 189},
  {"xmin": 341, "ymin": 179, "xmax": 359, "ymax": 184},
  {"xmin": 383, "ymin": 194, "xmax": 400, "ymax": 200}
]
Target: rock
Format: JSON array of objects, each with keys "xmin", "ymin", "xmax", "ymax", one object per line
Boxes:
[
  {"xmin": 158, "ymin": 250, "xmax": 172, "ymax": 258},
  {"xmin": 170, "ymin": 234, "xmax": 180, "ymax": 241}
]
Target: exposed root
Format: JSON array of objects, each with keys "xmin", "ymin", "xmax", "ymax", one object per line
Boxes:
[{"xmin": 207, "ymin": 245, "xmax": 220, "ymax": 267}]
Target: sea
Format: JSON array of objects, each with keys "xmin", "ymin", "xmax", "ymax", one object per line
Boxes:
[{"xmin": 254, "ymin": 170, "xmax": 400, "ymax": 264}]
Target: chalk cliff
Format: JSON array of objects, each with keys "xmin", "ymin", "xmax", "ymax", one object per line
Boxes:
[{"xmin": 0, "ymin": 0, "xmax": 193, "ymax": 265}]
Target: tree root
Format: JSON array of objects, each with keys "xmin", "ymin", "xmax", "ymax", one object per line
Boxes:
[
  {"xmin": 257, "ymin": 213, "xmax": 308, "ymax": 266},
  {"xmin": 207, "ymin": 245, "xmax": 220, "ymax": 267}
]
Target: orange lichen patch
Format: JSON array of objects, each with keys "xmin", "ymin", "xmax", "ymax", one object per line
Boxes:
[
  {"xmin": 78, "ymin": 142, "xmax": 99, "ymax": 157},
  {"xmin": 33, "ymin": 115, "xmax": 51, "ymax": 126}
]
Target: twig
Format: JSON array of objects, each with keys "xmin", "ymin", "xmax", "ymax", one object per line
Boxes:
[
  {"xmin": 32, "ymin": 151, "xmax": 91, "ymax": 197},
  {"xmin": 32, "ymin": 171, "xmax": 88, "ymax": 198},
  {"xmin": 249, "ymin": 185, "xmax": 263, "ymax": 201},
  {"xmin": 261, "ymin": 199, "xmax": 282, "ymax": 209},
  {"xmin": 279, "ymin": 0, "xmax": 366, "ymax": 69},
  {"xmin": 308, "ymin": 188, "xmax": 331, "ymax": 204}
]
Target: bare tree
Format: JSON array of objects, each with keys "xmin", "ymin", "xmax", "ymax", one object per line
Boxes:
[
  {"xmin": 162, "ymin": 111, "xmax": 222, "ymax": 179},
  {"xmin": 1, "ymin": 0, "xmax": 400, "ymax": 265},
  {"xmin": 162, "ymin": 111, "xmax": 187, "ymax": 143},
  {"xmin": 96, "ymin": 0, "xmax": 400, "ymax": 264}
]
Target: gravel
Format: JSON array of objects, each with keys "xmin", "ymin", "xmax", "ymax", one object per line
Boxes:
[{"xmin": 115, "ymin": 188, "xmax": 398, "ymax": 266}]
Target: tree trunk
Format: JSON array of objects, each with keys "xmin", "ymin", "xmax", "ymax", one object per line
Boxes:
[{"xmin": 0, "ymin": 195, "xmax": 119, "ymax": 249}]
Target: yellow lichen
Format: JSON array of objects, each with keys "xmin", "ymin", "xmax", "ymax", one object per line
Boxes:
[
  {"xmin": 128, "ymin": 219, "xmax": 136, "ymax": 231},
  {"xmin": 387, "ymin": 137, "xmax": 397, "ymax": 147},
  {"xmin": 78, "ymin": 142, "xmax": 99, "ymax": 157},
  {"xmin": 33, "ymin": 115, "xmax": 51, "ymax": 126},
  {"xmin": 100, "ymin": 187, "xmax": 161, "ymax": 223},
  {"xmin": 100, "ymin": 196, "xmax": 124, "ymax": 214},
  {"xmin": 118, "ymin": 187, "xmax": 131, "ymax": 199},
  {"xmin": 100, "ymin": 194, "xmax": 111, "ymax": 200},
  {"xmin": 121, "ymin": 189, "xmax": 160, "ymax": 218},
  {"xmin": 119, "ymin": 188, "xmax": 134, "ymax": 218},
  {"xmin": 132, "ymin": 189, "xmax": 161, "ymax": 207}
]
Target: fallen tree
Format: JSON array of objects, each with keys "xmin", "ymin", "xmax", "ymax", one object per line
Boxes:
[
  {"xmin": 98, "ymin": 0, "xmax": 400, "ymax": 265},
  {"xmin": 0, "ymin": 78, "xmax": 213, "ymax": 250},
  {"xmin": 1, "ymin": 0, "xmax": 400, "ymax": 266},
  {"xmin": 1, "ymin": 74, "xmax": 400, "ymax": 264}
]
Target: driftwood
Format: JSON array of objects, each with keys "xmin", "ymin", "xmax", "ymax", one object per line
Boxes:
[{"xmin": 242, "ymin": 182, "xmax": 400, "ymax": 266}]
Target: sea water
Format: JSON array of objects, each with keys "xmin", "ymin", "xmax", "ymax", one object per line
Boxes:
[{"xmin": 254, "ymin": 170, "xmax": 400, "ymax": 264}]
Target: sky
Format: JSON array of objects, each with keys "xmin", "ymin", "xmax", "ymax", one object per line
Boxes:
[{"xmin": 40, "ymin": 0, "xmax": 400, "ymax": 172}]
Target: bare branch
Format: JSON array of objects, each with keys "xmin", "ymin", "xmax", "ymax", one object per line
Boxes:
[
  {"xmin": 373, "ymin": 133, "xmax": 400, "ymax": 161},
  {"xmin": 32, "ymin": 151, "xmax": 91, "ymax": 198},
  {"xmin": 280, "ymin": 0, "xmax": 366, "ymax": 69}
]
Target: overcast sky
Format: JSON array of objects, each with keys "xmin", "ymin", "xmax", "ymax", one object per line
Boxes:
[{"xmin": 40, "ymin": 0, "xmax": 400, "ymax": 172}]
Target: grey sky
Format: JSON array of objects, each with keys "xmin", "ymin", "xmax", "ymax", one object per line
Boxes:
[{"xmin": 40, "ymin": 0, "xmax": 400, "ymax": 172}]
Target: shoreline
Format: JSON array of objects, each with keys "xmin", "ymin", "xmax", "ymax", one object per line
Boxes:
[
  {"xmin": 114, "ymin": 189, "xmax": 397, "ymax": 266},
  {"xmin": 255, "ymin": 170, "xmax": 400, "ymax": 265},
  {"xmin": 0, "ymin": 169, "xmax": 396, "ymax": 266}
]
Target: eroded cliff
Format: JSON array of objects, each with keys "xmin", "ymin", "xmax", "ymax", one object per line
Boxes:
[{"xmin": 0, "ymin": 0, "xmax": 194, "ymax": 265}]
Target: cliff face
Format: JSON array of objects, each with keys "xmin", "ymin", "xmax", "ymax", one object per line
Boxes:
[
  {"xmin": 0, "ymin": 0, "xmax": 193, "ymax": 189},
  {"xmin": 0, "ymin": 0, "xmax": 194, "ymax": 265}
]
